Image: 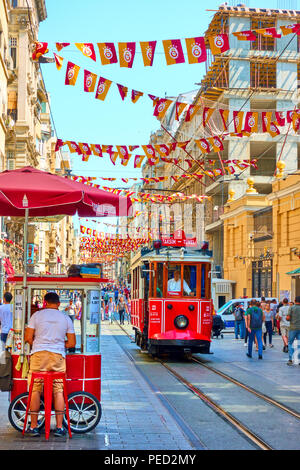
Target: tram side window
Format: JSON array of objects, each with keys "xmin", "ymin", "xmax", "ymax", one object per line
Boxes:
[
  {"xmin": 156, "ymin": 263, "xmax": 163, "ymax": 298},
  {"xmin": 183, "ymin": 265, "xmax": 196, "ymax": 297}
]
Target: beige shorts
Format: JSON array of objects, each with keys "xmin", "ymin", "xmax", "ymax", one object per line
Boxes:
[
  {"xmin": 28, "ymin": 351, "xmax": 66, "ymax": 394},
  {"xmin": 280, "ymin": 326, "xmax": 289, "ymax": 337}
]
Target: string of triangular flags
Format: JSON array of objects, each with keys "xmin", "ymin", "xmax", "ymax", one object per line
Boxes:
[{"xmin": 32, "ymin": 23, "xmax": 300, "ymax": 66}]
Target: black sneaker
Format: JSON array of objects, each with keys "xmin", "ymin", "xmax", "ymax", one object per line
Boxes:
[
  {"xmin": 287, "ymin": 360, "xmax": 293, "ymax": 366},
  {"xmin": 246, "ymin": 353, "xmax": 252, "ymax": 358},
  {"xmin": 27, "ymin": 427, "xmax": 41, "ymax": 437},
  {"xmin": 258, "ymin": 355, "xmax": 263, "ymax": 359},
  {"xmin": 53, "ymin": 427, "xmax": 67, "ymax": 437}
]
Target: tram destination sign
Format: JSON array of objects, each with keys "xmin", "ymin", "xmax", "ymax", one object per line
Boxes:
[{"xmin": 161, "ymin": 236, "xmax": 197, "ymax": 247}]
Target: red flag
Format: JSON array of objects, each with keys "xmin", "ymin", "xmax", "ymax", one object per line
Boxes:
[
  {"xmin": 153, "ymin": 98, "xmax": 173, "ymax": 119},
  {"xmin": 280, "ymin": 24, "xmax": 300, "ymax": 36},
  {"xmin": 95, "ymin": 77, "xmax": 112, "ymax": 101},
  {"xmin": 53, "ymin": 53, "xmax": 64, "ymax": 70},
  {"xmin": 254, "ymin": 27, "xmax": 281, "ymax": 39},
  {"xmin": 162, "ymin": 39, "xmax": 185, "ymax": 65},
  {"xmin": 117, "ymin": 84, "xmax": 128, "ymax": 101},
  {"xmin": 84, "ymin": 70, "xmax": 97, "ymax": 92},
  {"xmin": 233, "ymin": 111, "xmax": 244, "ymax": 133},
  {"xmin": 78, "ymin": 143, "xmax": 92, "ymax": 155},
  {"xmin": 134, "ymin": 155, "xmax": 145, "ymax": 168},
  {"xmin": 90, "ymin": 144, "xmax": 103, "ymax": 157},
  {"xmin": 56, "ymin": 43, "xmax": 70, "ymax": 52},
  {"xmin": 195, "ymin": 139, "xmax": 211, "ymax": 154},
  {"xmin": 140, "ymin": 41, "xmax": 157, "ymax": 66},
  {"xmin": 32, "ymin": 42, "xmax": 49, "ymax": 61},
  {"xmin": 118, "ymin": 42, "xmax": 136, "ymax": 68},
  {"xmin": 243, "ymin": 112, "xmax": 258, "ymax": 133},
  {"xmin": 97, "ymin": 42, "xmax": 118, "ymax": 65},
  {"xmin": 208, "ymin": 34, "xmax": 230, "ymax": 54},
  {"xmin": 275, "ymin": 111, "xmax": 286, "ymax": 127},
  {"xmin": 66, "ymin": 141, "xmax": 81, "ymax": 154},
  {"xmin": 185, "ymin": 37, "xmax": 207, "ymax": 63},
  {"xmin": 203, "ymin": 107, "xmax": 215, "ymax": 127},
  {"xmin": 75, "ymin": 43, "xmax": 97, "ymax": 61},
  {"xmin": 131, "ymin": 90, "xmax": 144, "ymax": 103},
  {"xmin": 65, "ymin": 62, "xmax": 80, "ymax": 86},
  {"xmin": 55, "ymin": 139, "xmax": 64, "ymax": 152},
  {"xmin": 232, "ymin": 30, "xmax": 257, "ymax": 41},
  {"xmin": 116, "ymin": 146, "xmax": 130, "ymax": 160},
  {"xmin": 219, "ymin": 109, "xmax": 229, "ymax": 130},
  {"xmin": 185, "ymin": 104, "xmax": 200, "ymax": 122}
]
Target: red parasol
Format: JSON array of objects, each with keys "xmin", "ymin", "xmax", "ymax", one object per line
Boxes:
[{"xmin": 0, "ymin": 166, "xmax": 132, "ymax": 217}]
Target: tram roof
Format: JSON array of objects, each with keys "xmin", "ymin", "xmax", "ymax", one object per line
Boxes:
[{"xmin": 131, "ymin": 247, "xmax": 212, "ymax": 268}]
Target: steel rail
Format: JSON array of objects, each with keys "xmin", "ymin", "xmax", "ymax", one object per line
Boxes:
[
  {"xmin": 116, "ymin": 322, "xmax": 272, "ymax": 450},
  {"xmin": 192, "ymin": 356, "xmax": 300, "ymax": 421}
]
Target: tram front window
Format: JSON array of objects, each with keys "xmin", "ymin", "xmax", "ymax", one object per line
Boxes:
[{"xmin": 167, "ymin": 265, "xmax": 195, "ymax": 297}]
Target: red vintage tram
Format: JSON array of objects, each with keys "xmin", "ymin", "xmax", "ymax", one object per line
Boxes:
[{"xmin": 130, "ymin": 244, "xmax": 213, "ymax": 356}]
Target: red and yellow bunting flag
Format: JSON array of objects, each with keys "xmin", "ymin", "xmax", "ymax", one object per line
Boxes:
[
  {"xmin": 110, "ymin": 152, "xmax": 119, "ymax": 166},
  {"xmin": 95, "ymin": 77, "xmax": 112, "ymax": 101},
  {"xmin": 262, "ymin": 112, "xmax": 280, "ymax": 137},
  {"xmin": 118, "ymin": 42, "xmax": 136, "ymax": 68},
  {"xmin": 219, "ymin": 109, "xmax": 229, "ymax": 130},
  {"xmin": 233, "ymin": 111, "xmax": 244, "ymax": 134},
  {"xmin": 254, "ymin": 27, "xmax": 281, "ymax": 39},
  {"xmin": 54, "ymin": 53, "xmax": 64, "ymax": 70},
  {"xmin": 90, "ymin": 144, "xmax": 103, "ymax": 157},
  {"xmin": 66, "ymin": 141, "xmax": 81, "ymax": 154},
  {"xmin": 116, "ymin": 145, "xmax": 130, "ymax": 160},
  {"xmin": 153, "ymin": 98, "xmax": 173, "ymax": 119},
  {"xmin": 185, "ymin": 104, "xmax": 200, "ymax": 122},
  {"xmin": 75, "ymin": 43, "xmax": 97, "ymax": 61},
  {"xmin": 32, "ymin": 42, "xmax": 49, "ymax": 61},
  {"xmin": 78, "ymin": 143, "xmax": 92, "ymax": 155},
  {"xmin": 185, "ymin": 36, "xmax": 207, "ymax": 63},
  {"xmin": 162, "ymin": 39, "xmax": 185, "ymax": 65},
  {"xmin": 275, "ymin": 111, "xmax": 286, "ymax": 127},
  {"xmin": 120, "ymin": 155, "xmax": 132, "ymax": 166},
  {"xmin": 208, "ymin": 34, "xmax": 230, "ymax": 55},
  {"xmin": 154, "ymin": 144, "xmax": 171, "ymax": 158},
  {"xmin": 208, "ymin": 136, "xmax": 224, "ymax": 153},
  {"xmin": 280, "ymin": 23, "xmax": 300, "ymax": 36},
  {"xmin": 56, "ymin": 42, "xmax": 70, "ymax": 52},
  {"xmin": 140, "ymin": 41, "xmax": 157, "ymax": 66},
  {"xmin": 195, "ymin": 139, "xmax": 211, "ymax": 154},
  {"xmin": 97, "ymin": 42, "xmax": 118, "ymax": 65},
  {"xmin": 232, "ymin": 30, "xmax": 256, "ymax": 41},
  {"xmin": 134, "ymin": 155, "xmax": 145, "ymax": 168},
  {"xmin": 142, "ymin": 145, "xmax": 157, "ymax": 159},
  {"xmin": 131, "ymin": 90, "xmax": 144, "ymax": 103},
  {"xmin": 65, "ymin": 62, "xmax": 80, "ymax": 86},
  {"xmin": 147, "ymin": 155, "xmax": 160, "ymax": 166},
  {"xmin": 243, "ymin": 112, "xmax": 258, "ymax": 134},
  {"xmin": 117, "ymin": 84, "xmax": 128, "ymax": 101},
  {"xmin": 55, "ymin": 139, "xmax": 64, "ymax": 152},
  {"xmin": 292, "ymin": 111, "xmax": 300, "ymax": 132},
  {"xmin": 175, "ymin": 102, "xmax": 187, "ymax": 121},
  {"xmin": 83, "ymin": 70, "xmax": 97, "ymax": 92},
  {"xmin": 203, "ymin": 107, "xmax": 215, "ymax": 127}
]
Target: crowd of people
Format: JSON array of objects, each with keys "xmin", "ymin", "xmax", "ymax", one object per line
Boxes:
[
  {"xmin": 231, "ymin": 296, "xmax": 300, "ymax": 364},
  {"xmin": 101, "ymin": 282, "xmax": 131, "ymax": 325}
]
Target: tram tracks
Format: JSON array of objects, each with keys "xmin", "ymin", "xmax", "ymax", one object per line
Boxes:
[{"xmin": 116, "ymin": 322, "xmax": 300, "ymax": 450}]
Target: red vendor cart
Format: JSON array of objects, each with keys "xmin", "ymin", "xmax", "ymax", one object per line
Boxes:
[{"xmin": 7, "ymin": 274, "xmax": 105, "ymax": 434}]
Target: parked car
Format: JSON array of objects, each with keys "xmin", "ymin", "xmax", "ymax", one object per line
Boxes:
[{"xmin": 217, "ymin": 298, "xmax": 278, "ymax": 328}]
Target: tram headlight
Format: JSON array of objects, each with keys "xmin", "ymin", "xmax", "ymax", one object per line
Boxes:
[{"xmin": 174, "ymin": 315, "xmax": 189, "ymax": 330}]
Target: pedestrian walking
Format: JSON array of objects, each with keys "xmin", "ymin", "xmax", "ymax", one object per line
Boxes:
[
  {"xmin": 117, "ymin": 296, "xmax": 128, "ymax": 325},
  {"xmin": 64, "ymin": 299, "xmax": 76, "ymax": 323},
  {"xmin": 286, "ymin": 296, "xmax": 300, "ymax": 366},
  {"xmin": 107, "ymin": 297, "xmax": 116, "ymax": 324},
  {"xmin": 245, "ymin": 300, "xmax": 265, "ymax": 359},
  {"xmin": 24, "ymin": 292, "xmax": 76, "ymax": 437},
  {"xmin": 233, "ymin": 303, "xmax": 245, "ymax": 339},
  {"xmin": 277, "ymin": 298, "xmax": 290, "ymax": 353},
  {"xmin": 263, "ymin": 303, "xmax": 274, "ymax": 348},
  {"xmin": 0, "ymin": 292, "xmax": 13, "ymax": 346}
]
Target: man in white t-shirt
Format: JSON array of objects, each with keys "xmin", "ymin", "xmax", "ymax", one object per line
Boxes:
[
  {"xmin": 167, "ymin": 270, "xmax": 193, "ymax": 296},
  {"xmin": 0, "ymin": 292, "xmax": 13, "ymax": 345},
  {"xmin": 25, "ymin": 292, "xmax": 76, "ymax": 437}
]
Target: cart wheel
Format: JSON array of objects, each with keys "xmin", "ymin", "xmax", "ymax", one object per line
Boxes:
[
  {"xmin": 63, "ymin": 391, "xmax": 102, "ymax": 434},
  {"xmin": 8, "ymin": 393, "xmax": 45, "ymax": 433}
]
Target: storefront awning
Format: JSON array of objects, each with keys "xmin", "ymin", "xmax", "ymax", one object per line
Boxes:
[{"xmin": 287, "ymin": 268, "xmax": 300, "ymax": 275}]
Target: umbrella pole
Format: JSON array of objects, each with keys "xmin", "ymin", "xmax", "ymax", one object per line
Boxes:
[{"xmin": 20, "ymin": 208, "xmax": 29, "ymax": 360}]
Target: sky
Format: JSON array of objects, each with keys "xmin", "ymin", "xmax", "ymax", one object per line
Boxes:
[{"xmin": 38, "ymin": 0, "xmax": 287, "ymax": 233}]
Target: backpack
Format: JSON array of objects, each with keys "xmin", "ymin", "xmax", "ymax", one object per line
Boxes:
[
  {"xmin": 235, "ymin": 307, "xmax": 244, "ymax": 321},
  {"xmin": 249, "ymin": 307, "xmax": 263, "ymax": 329}
]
